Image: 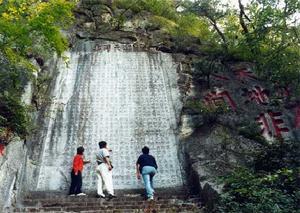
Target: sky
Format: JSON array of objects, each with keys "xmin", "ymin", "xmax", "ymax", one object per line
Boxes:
[{"xmin": 227, "ymin": 0, "xmax": 249, "ymax": 8}]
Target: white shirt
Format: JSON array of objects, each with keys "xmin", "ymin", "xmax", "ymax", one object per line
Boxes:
[{"xmin": 96, "ymin": 148, "xmax": 110, "ymax": 163}]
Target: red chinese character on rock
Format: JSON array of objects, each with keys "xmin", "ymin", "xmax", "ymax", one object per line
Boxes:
[
  {"xmin": 256, "ymin": 111, "xmax": 290, "ymax": 140},
  {"xmin": 204, "ymin": 90, "xmax": 237, "ymax": 111},
  {"xmin": 0, "ymin": 144, "xmax": 5, "ymax": 156},
  {"xmin": 295, "ymin": 106, "xmax": 300, "ymax": 128},
  {"xmin": 242, "ymin": 86, "xmax": 269, "ymax": 105},
  {"xmin": 234, "ymin": 68, "xmax": 257, "ymax": 82}
]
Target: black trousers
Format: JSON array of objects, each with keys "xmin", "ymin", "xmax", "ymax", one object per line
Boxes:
[{"xmin": 69, "ymin": 170, "xmax": 82, "ymax": 195}]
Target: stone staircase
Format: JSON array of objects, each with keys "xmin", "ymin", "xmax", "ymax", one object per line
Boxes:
[{"xmin": 10, "ymin": 189, "xmax": 203, "ymax": 213}]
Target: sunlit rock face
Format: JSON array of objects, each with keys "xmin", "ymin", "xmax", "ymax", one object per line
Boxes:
[{"xmin": 36, "ymin": 41, "xmax": 184, "ymax": 191}]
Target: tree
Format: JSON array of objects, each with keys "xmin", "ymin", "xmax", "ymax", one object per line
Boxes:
[
  {"xmin": 184, "ymin": 0, "xmax": 229, "ymax": 50},
  {"xmin": 183, "ymin": 0, "xmax": 300, "ymax": 92},
  {"xmin": 0, "ymin": 0, "xmax": 76, "ymax": 68},
  {"xmin": 236, "ymin": 0, "xmax": 300, "ymax": 89},
  {"xmin": 0, "ymin": 0, "xmax": 77, "ymax": 140},
  {"xmin": 193, "ymin": 58, "xmax": 227, "ymax": 88}
]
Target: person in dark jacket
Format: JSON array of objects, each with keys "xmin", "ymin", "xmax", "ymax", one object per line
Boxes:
[
  {"xmin": 136, "ymin": 146, "xmax": 158, "ymax": 200},
  {"xmin": 69, "ymin": 146, "xmax": 90, "ymax": 196}
]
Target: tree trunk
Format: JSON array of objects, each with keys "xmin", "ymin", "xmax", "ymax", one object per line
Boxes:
[
  {"xmin": 209, "ymin": 19, "xmax": 228, "ymax": 51},
  {"xmin": 238, "ymin": 0, "xmax": 249, "ymax": 34}
]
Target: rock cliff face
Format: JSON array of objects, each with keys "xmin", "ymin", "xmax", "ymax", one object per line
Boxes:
[
  {"xmin": 28, "ymin": 40, "xmax": 184, "ymax": 191},
  {"xmin": 70, "ymin": 0, "xmax": 300, "ymax": 208},
  {"xmin": 1, "ymin": 0, "xmax": 299, "ymax": 210},
  {"xmin": 0, "ymin": 139, "xmax": 27, "ymax": 209},
  {"xmin": 180, "ymin": 61, "xmax": 300, "ymax": 202}
]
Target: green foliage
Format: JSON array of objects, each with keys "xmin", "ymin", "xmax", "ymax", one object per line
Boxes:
[
  {"xmin": 216, "ymin": 139, "xmax": 300, "ymax": 213},
  {"xmin": 0, "ymin": 0, "xmax": 76, "ymax": 139},
  {"xmin": 0, "ymin": 92, "xmax": 31, "ymax": 139},
  {"xmin": 148, "ymin": 15, "xmax": 177, "ymax": 32},
  {"xmin": 0, "ymin": 0, "xmax": 76, "ymax": 67},
  {"xmin": 184, "ymin": 0, "xmax": 300, "ymax": 92},
  {"xmin": 170, "ymin": 14, "xmax": 212, "ymax": 40},
  {"xmin": 238, "ymin": 121, "xmax": 266, "ymax": 144},
  {"xmin": 192, "ymin": 58, "xmax": 228, "ymax": 88},
  {"xmin": 114, "ymin": 0, "xmax": 142, "ymax": 14},
  {"xmin": 254, "ymin": 140, "xmax": 300, "ymax": 172},
  {"xmin": 184, "ymin": 0, "xmax": 229, "ymax": 48},
  {"xmin": 115, "ymin": 0, "xmax": 177, "ymax": 19},
  {"xmin": 217, "ymin": 167, "xmax": 300, "ymax": 213},
  {"xmin": 139, "ymin": 0, "xmax": 177, "ymax": 20},
  {"xmin": 185, "ymin": 98, "xmax": 229, "ymax": 124},
  {"xmin": 114, "ymin": 0, "xmax": 300, "ymax": 91},
  {"xmin": 114, "ymin": 0, "xmax": 219, "ymax": 52},
  {"xmin": 0, "ymin": 62, "xmax": 31, "ymax": 95},
  {"xmin": 186, "ymin": 98, "xmax": 229, "ymax": 114}
]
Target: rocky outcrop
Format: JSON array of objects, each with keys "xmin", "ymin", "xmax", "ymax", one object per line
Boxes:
[
  {"xmin": 177, "ymin": 60, "xmax": 300, "ymax": 209},
  {"xmin": 182, "ymin": 125, "xmax": 262, "ymax": 209},
  {"xmin": 0, "ymin": 138, "xmax": 27, "ymax": 210},
  {"xmin": 2, "ymin": 1, "xmax": 299, "ymax": 211}
]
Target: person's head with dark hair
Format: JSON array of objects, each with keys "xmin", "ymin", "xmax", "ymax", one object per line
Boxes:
[
  {"xmin": 142, "ymin": 146, "xmax": 149, "ymax": 154},
  {"xmin": 99, "ymin": 141, "xmax": 107, "ymax": 149},
  {"xmin": 77, "ymin": 146, "xmax": 84, "ymax": 155}
]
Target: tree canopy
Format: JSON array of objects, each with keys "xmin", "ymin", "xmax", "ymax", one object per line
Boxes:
[
  {"xmin": 0, "ymin": 0, "xmax": 76, "ymax": 69},
  {"xmin": 0, "ymin": 0, "xmax": 77, "ymax": 139}
]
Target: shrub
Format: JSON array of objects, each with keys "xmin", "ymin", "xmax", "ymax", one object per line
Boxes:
[
  {"xmin": 192, "ymin": 58, "xmax": 228, "ymax": 88},
  {"xmin": 237, "ymin": 121, "xmax": 266, "ymax": 144},
  {"xmin": 254, "ymin": 140, "xmax": 300, "ymax": 173},
  {"xmin": 0, "ymin": 92, "xmax": 31, "ymax": 139},
  {"xmin": 216, "ymin": 167, "xmax": 300, "ymax": 213},
  {"xmin": 185, "ymin": 98, "xmax": 229, "ymax": 124},
  {"xmin": 115, "ymin": 0, "xmax": 177, "ymax": 19},
  {"xmin": 216, "ymin": 139, "xmax": 300, "ymax": 213}
]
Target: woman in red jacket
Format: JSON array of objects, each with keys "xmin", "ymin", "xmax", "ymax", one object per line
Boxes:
[{"xmin": 69, "ymin": 146, "xmax": 90, "ymax": 196}]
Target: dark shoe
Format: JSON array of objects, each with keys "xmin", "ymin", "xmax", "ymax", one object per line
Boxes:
[
  {"xmin": 96, "ymin": 194, "xmax": 105, "ymax": 199},
  {"xmin": 107, "ymin": 194, "xmax": 116, "ymax": 200}
]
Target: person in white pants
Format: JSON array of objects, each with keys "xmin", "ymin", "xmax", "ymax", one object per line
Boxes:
[{"xmin": 96, "ymin": 141, "xmax": 115, "ymax": 199}]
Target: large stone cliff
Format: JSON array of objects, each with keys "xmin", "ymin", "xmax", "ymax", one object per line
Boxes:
[{"xmin": 0, "ymin": 0, "xmax": 299, "ymax": 211}]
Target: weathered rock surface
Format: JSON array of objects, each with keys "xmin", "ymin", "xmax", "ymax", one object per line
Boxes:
[
  {"xmin": 0, "ymin": 138, "xmax": 27, "ymax": 210},
  {"xmin": 1, "ymin": 1, "xmax": 299, "ymax": 211}
]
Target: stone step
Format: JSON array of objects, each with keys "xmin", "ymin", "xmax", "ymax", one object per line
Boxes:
[
  {"xmin": 25, "ymin": 188, "xmax": 190, "ymax": 199},
  {"xmin": 14, "ymin": 199, "xmax": 201, "ymax": 212},
  {"xmin": 14, "ymin": 200, "xmax": 200, "ymax": 209},
  {"xmin": 23, "ymin": 194, "xmax": 198, "ymax": 202},
  {"xmin": 14, "ymin": 209, "xmax": 199, "ymax": 213},
  {"xmin": 14, "ymin": 205, "xmax": 199, "ymax": 213},
  {"xmin": 14, "ymin": 211, "xmax": 198, "ymax": 213},
  {"xmin": 23, "ymin": 198, "xmax": 200, "ymax": 207},
  {"xmin": 24, "ymin": 195, "xmax": 193, "ymax": 201},
  {"xmin": 13, "ymin": 189, "xmax": 203, "ymax": 212}
]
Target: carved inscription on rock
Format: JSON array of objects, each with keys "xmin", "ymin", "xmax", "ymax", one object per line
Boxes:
[{"xmin": 36, "ymin": 42, "xmax": 183, "ymax": 190}]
